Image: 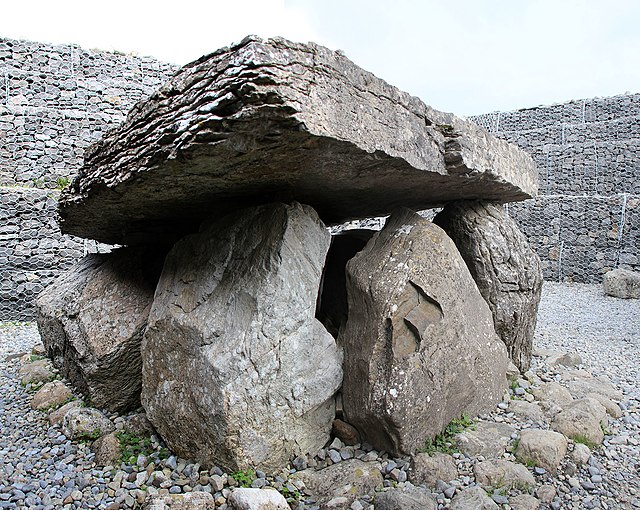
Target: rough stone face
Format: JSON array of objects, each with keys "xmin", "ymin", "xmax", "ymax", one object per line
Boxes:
[
  {"xmin": 410, "ymin": 453, "xmax": 459, "ymax": 487},
  {"xmin": 373, "ymin": 486, "xmax": 437, "ymax": 510},
  {"xmin": 341, "ymin": 208, "xmax": 508, "ymax": 455},
  {"xmin": 509, "ymin": 401, "xmax": 545, "ymax": 424},
  {"xmin": 450, "ymin": 486, "xmax": 498, "ymax": 510},
  {"xmin": 603, "ymin": 268, "xmax": 640, "ymax": 298},
  {"xmin": 48, "ymin": 400, "xmax": 82, "ymax": 426},
  {"xmin": 434, "ymin": 201, "xmax": 543, "ymax": 371},
  {"xmin": 142, "ymin": 203, "xmax": 342, "ymax": 471},
  {"xmin": 473, "ymin": 460, "xmax": 535, "ymax": 490},
  {"xmin": 515, "ymin": 429, "xmax": 568, "ymax": 473},
  {"xmin": 227, "ymin": 488, "xmax": 290, "ymax": 510},
  {"xmin": 59, "ymin": 36, "xmax": 537, "ymax": 245},
  {"xmin": 331, "ymin": 419, "xmax": 360, "ymax": 446},
  {"xmin": 61, "ymin": 407, "xmax": 115, "ymax": 440},
  {"xmin": 291, "ymin": 460, "xmax": 383, "ymax": 507},
  {"xmin": 18, "ymin": 359, "xmax": 55, "ymax": 385},
  {"xmin": 92, "ymin": 431, "xmax": 122, "ymax": 466},
  {"xmin": 532, "ymin": 382, "xmax": 573, "ymax": 413},
  {"xmin": 509, "ymin": 494, "xmax": 541, "ymax": 510},
  {"xmin": 551, "ymin": 398, "xmax": 608, "ymax": 445},
  {"xmin": 455, "ymin": 421, "xmax": 516, "ymax": 459},
  {"xmin": 143, "ymin": 492, "xmax": 215, "ymax": 510},
  {"xmin": 36, "ymin": 247, "xmax": 164, "ymax": 412},
  {"xmin": 31, "ymin": 381, "xmax": 72, "ymax": 410}
]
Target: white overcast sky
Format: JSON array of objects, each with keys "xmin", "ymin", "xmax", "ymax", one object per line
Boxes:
[{"xmin": 1, "ymin": 0, "xmax": 638, "ymax": 116}]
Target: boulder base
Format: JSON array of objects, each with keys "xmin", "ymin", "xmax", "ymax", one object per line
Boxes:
[
  {"xmin": 142, "ymin": 203, "xmax": 342, "ymax": 471},
  {"xmin": 603, "ymin": 268, "xmax": 640, "ymax": 299},
  {"xmin": 434, "ymin": 201, "xmax": 543, "ymax": 371},
  {"xmin": 341, "ymin": 208, "xmax": 508, "ymax": 455}
]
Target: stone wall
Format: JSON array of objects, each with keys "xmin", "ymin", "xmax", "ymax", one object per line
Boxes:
[
  {"xmin": 0, "ymin": 37, "xmax": 177, "ymax": 320},
  {"xmin": 471, "ymin": 93, "xmax": 640, "ymax": 283}
]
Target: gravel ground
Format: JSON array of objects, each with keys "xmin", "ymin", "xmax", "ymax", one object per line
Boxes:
[{"xmin": 0, "ymin": 282, "xmax": 639, "ymax": 509}]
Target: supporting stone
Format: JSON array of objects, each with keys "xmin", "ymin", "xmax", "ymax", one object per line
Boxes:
[
  {"xmin": 142, "ymin": 202, "xmax": 342, "ymax": 471},
  {"xmin": 434, "ymin": 201, "xmax": 543, "ymax": 372},
  {"xmin": 36, "ymin": 247, "xmax": 164, "ymax": 412},
  {"xmin": 340, "ymin": 208, "xmax": 508, "ymax": 456}
]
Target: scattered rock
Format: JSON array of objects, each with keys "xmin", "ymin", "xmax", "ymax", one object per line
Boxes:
[
  {"xmin": 143, "ymin": 491, "xmax": 215, "ymax": 509},
  {"xmin": 602, "ymin": 268, "xmax": 640, "ymax": 299},
  {"xmin": 36, "ymin": 246, "xmax": 164, "ymax": 412},
  {"xmin": 341, "ymin": 209, "xmax": 508, "ymax": 455},
  {"xmin": 551, "ymin": 398, "xmax": 608, "ymax": 445},
  {"xmin": 292, "ymin": 460, "xmax": 383, "ymax": 507},
  {"xmin": 373, "ymin": 485, "xmax": 437, "ymax": 510},
  {"xmin": 332, "ymin": 419, "xmax": 360, "ymax": 446},
  {"xmin": 434, "ymin": 201, "xmax": 542, "ymax": 371},
  {"xmin": 48, "ymin": 399, "xmax": 82, "ymax": 426},
  {"xmin": 535, "ymin": 484, "xmax": 556, "ymax": 503},
  {"xmin": 473, "ymin": 459, "xmax": 535, "ymax": 491},
  {"xmin": 548, "ymin": 352, "xmax": 582, "ymax": 368},
  {"xmin": 515, "ymin": 429, "xmax": 568, "ymax": 473},
  {"xmin": 18, "ymin": 359, "xmax": 55, "ymax": 385},
  {"xmin": 31, "ymin": 380, "xmax": 72, "ymax": 410},
  {"xmin": 509, "ymin": 400, "xmax": 545, "ymax": 423},
  {"xmin": 62, "ymin": 407, "xmax": 115, "ymax": 440},
  {"xmin": 531, "ymin": 382, "xmax": 573, "ymax": 412},
  {"xmin": 455, "ymin": 421, "xmax": 516, "ymax": 458},
  {"xmin": 570, "ymin": 443, "xmax": 592, "ymax": 466},
  {"xmin": 509, "ymin": 493, "xmax": 540, "ymax": 510},
  {"xmin": 92, "ymin": 432, "xmax": 122, "ymax": 466},
  {"xmin": 410, "ymin": 453, "xmax": 458, "ymax": 487},
  {"xmin": 228, "ymin": 488, "xmax": 290, "ymax": 510},
  {"xmin": 142, "ymin": 203, "xmax": 342, "ymax": 471},
  {"xmin": 450, "ymin": 486, "xmax": 499, "ymax": 509}
]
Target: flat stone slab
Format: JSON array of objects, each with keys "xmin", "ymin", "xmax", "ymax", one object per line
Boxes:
[{"xmin": 60, "ymin": 36, "xmax": 537, "ymax": 244}]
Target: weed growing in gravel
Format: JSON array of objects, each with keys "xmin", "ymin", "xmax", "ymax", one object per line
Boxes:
[
  {"xmin": 117, "ymin": 432, "xmax": 155, "ymax": 464},
  {"xmin": 418, "ymin": 414, "xmax": 475, "ymax": 455},
  {"xmin": 278, "ymin": 484, "xmax": 301, "ymax": 504},
  {"xmin": 231, "ymin": 469, "xmax": 255, "ymax": 488},
  {"xmin": 573, "ymin": 434, "xmax": 598, "ymax": 450},
  {"xmin": 55, "ymin": 176, "xmax": 70, "ymax": 190}
]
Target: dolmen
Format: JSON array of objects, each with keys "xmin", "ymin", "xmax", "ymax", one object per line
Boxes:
[{"xmin": 37, "ymin": 36, "xmax": 543, "ymax": 472}]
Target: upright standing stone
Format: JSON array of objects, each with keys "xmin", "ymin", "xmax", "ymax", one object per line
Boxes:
[
  {"xmin": 142, "ymin": 202, "xmax": 342, "ymax": 471},
  {"xmin": 434, "ymin": 201, "xmax": 543, "ymax": 372},
  {"xmin": 36, "ymin": 247, "xmax": 164, "ymax": 412},
  {"xmin": 340, "ymin": 208, "xmax": 508, "ymax": 456}
]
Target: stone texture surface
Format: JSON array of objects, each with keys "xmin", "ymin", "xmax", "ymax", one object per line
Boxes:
[
  {"xmin": 341, "ymin": 208, "xmax": 508, "ymax": 455},
  {"xmin": 434, "ymin": 201, "xmax": 543, "ymax": 371},
  {"xmin": 455, "ymin": 421, "xmax": 516, "ymax": 459},
  {"xmin": 143, "ymin": 492, "xmax": 216, "ymax": 509},
  {"xmin": 410, "ymin": 453, "xmax": 459, "ymax": 487},
  {"xmin": 142, "ymin": 203, "xmax": 342, "ymax": 471},
  {"xmin": 515, "ymin": 429, "xmax": 568, "ymax": 473},
  {"xmin": 91, "ymin": 431, "xmax": 122, "ymax": 466},
  {"xmin": 48, "ymin": 399, "xmax": 82, "ymax": 426},
  {"xmin": 373, "ymin": 486, "xmax": 437, "ymax": 510},
  {"xmin": 18, "ymin": 359, "xmax": 55, "ymax": 385},
  {"xmin": 473, "ymin": 460, "xmax": 536, "ymax": 490},
  {"xmin": 61, "ymin": 407, "xmax": 115, "ymax": 440},
  {"xmin": 31, "ymin": 380, "xmax": 72, "ymax": 410},
  {"xmin": 509, "ymin": 494, "xmax": 541, "ymax": 510},
  {"xmin": 36, "ymin": 247, "xmax": 163, "ymax": 412},
  {"xmin": 603, "ymin": 268, "xmax": 640, "ymax": 298},
  {"xmin": 227, "ymin": 488, "xmax": 290, "ymax": 510},
  {"xmin": 551, "ymin": 397, "xmax": 608, "ymax": 445},
  {"xmin": 59, "ymin": 36, "xmax": 537, "ymax": 245},
  {"xmin": 292, "ymin": 460, "xmax": 383, "ymax": 507},
  {"xmin": 450, "ymin": 486, "xmax": 499, "ymax": 510}
]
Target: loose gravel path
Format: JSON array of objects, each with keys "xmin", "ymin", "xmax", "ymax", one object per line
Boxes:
[{"xmin": 0, "ymin": 282, "xmax": 639, "ymax": 509}]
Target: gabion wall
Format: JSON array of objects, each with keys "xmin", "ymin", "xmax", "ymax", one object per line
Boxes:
[
  {"xmin": 0, "ymin": 37, "xmax": 177, "ymax": 320},
  {"xmin": 471, "ymin": 93, "xmax": 639, "ymax": 283}
]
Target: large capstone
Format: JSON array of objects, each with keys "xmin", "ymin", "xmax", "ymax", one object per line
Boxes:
[
  {"xmin": 141, "ymin": 202, "xmax": 343, "ymax": 471},
  {"xmin": 434, "ymin": 201, "xmax": 543, "ymax": 372},
  {"xmin": 340, "ymin": 208, "xmax": 508, "ymax": 456},
  {"xmin": 59, "ymin": 36, "xmax": 537, "ymax": 245},
  {"xmin": 36, "ymin": 247, "xmax": 164, "ymax": 412}
]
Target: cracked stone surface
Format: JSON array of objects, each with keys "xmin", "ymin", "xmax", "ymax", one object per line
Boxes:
[{"xmin": 59, "ymin": 36, "xmax": 537, "ymax": 244}]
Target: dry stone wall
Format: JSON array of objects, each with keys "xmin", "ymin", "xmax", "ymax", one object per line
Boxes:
[
  {"xmin": 0, "ymin": 37, "xmax": 177, "ymax": 320},
  {"xmin": 472, "ymin": 93, "xmax": 640, "ymax": 283}
]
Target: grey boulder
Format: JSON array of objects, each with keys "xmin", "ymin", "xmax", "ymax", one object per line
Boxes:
[
  {"xmin": 373, "ymin": 485, "xmax": 437, "ymax": 510},
  {"xmin": 36, "ymin": 247, "xmax": 164, "ymax": 412},
  {"xmin": 603, "ymin": 268, "xmax": 640, "ymax": 299},
  {"xmin": 142, "ymin": 202, "xmax": 342, "ymax": 471},
  {"xmin": 434, "ymin": 201, "xmax": 543, "ymax": 372},
  {"xmin": 340, "ymin": 208, "xmax": 508, "ymax": 455}
]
